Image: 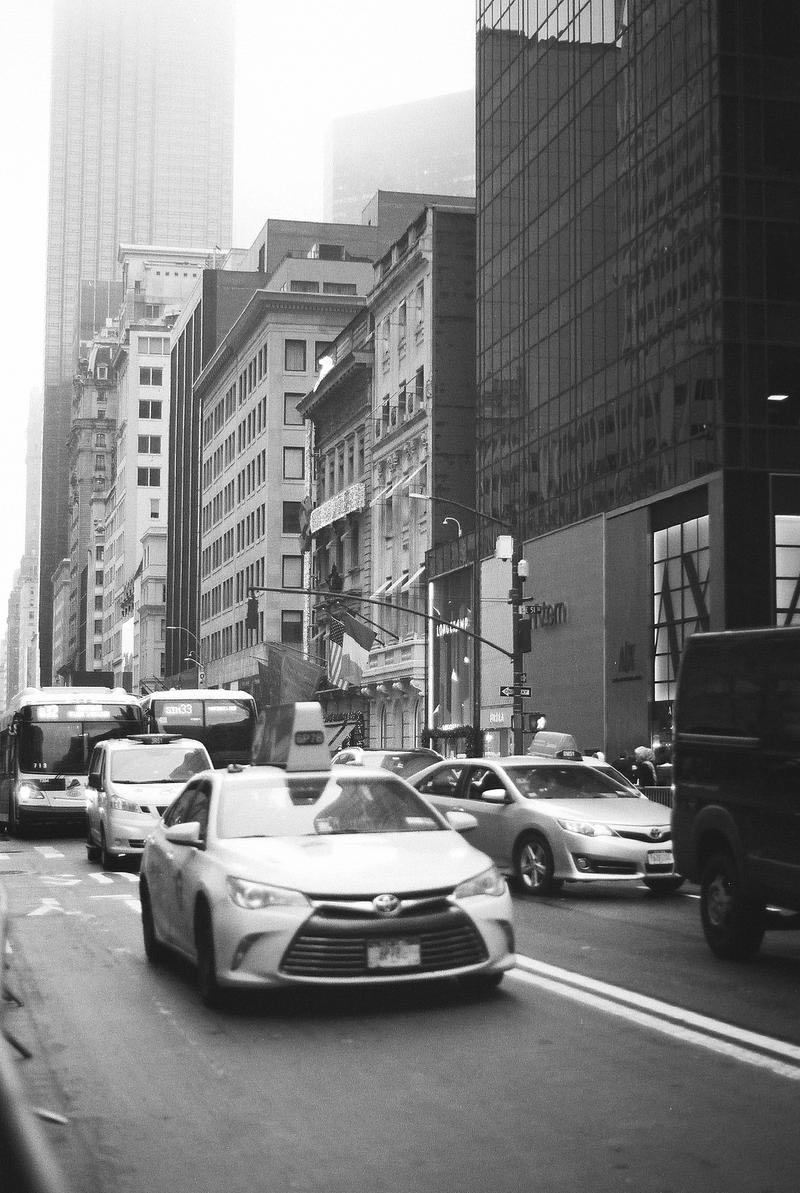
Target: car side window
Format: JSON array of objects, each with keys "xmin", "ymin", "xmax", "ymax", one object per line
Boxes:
[
  {"xmin": 184, "ymin": 782, "xmax": 212, "ymax": 840},
  {"xmin": 88, "ymin": 748, "xmax": 103, "ymax": 787},
  {"xmin": 467, "ymin": 767, "xmax": 498, "ymax": 801},
  {"xmin": 163, "ymin": 783, "xmax": 199, "ymax": 828},
  {"xmin": 417, "ymin": 766, "xmax": 461, "ymax": 797},
  {"xmin": 336, "ymin": 752, "xmax": 354, "ymax": 765}
]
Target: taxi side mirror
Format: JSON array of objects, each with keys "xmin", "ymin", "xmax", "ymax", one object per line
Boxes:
[
  {"xmin": 164, "ymin": 821, "xmax": 204, "ymax": 848},
  {"xmin": 446, "ymin": 810, "xmax": 478, "ymax": 833}
]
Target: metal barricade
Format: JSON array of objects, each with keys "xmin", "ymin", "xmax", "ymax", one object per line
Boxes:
[
  {"xmin": 0, "ymin": 882, "xmax": 72, "ymax": 1193},
  {"xmin": 641, "ymin": 785, "xmax": 673, "ymax": 809}
]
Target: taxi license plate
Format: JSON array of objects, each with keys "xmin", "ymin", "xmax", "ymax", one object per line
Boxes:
[
  {"xmin": 367, "ymin": 938, "xmax": 420, "ymax": 969},
  {"xmin": 647, "ymin": 849, "xmax": 673, "ymax": 866}
]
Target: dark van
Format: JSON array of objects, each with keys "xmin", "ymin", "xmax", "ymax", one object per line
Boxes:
[{"xmin": 672, "ymin": 626, "xmax": 800, "ymax": 959}]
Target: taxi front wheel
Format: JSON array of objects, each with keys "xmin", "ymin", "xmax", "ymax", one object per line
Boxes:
[{"xmin": 195, "ymin": 904, "xmax": 225, "ymax": 1008}]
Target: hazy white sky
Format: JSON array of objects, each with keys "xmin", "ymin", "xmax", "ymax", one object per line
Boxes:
[{"xmin": 0, "ymin": 0, "xmax": 475, "ymax": 632}]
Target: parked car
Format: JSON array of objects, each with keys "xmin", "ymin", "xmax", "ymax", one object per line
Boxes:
[
  {"xmin": 85, "ymin": 733, "xmax": 212, "ymax": 868},
  {"xmin": 140, "ymin": 704, "xmax": 514, "ymax": 1006},
  {"xmin": 672, "ymin": 626, "xmax": 800, "ymax": 958},
  {"xmin": 410, "ymin": 756, "xmax": 683, "ymax": 896},
  {"xmin": 330, "ymin": 747, "xmax": 443, "ymax": 780}
]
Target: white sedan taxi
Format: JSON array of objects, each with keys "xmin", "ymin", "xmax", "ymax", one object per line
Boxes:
[{"xmin": 139, "ymin": 704, "xmax": 515, "ymax": 1006}]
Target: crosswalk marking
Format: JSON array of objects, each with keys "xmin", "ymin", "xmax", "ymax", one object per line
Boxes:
[
  {"xmin": 88, "ymin": 872, "xmax": 114, "ymax": 884},
  {"xmin": 34, "ymin": 846, "xmax": 65, "ymax": 859}
]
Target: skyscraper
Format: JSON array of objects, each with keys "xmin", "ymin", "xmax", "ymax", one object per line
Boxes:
[
  {"xmin": 476, "ymin": 1, "xmax": 800, "ymax": 755},
  {"xmin": 40, "ymin": 0, "xmax": 234, "ymax": 683}
]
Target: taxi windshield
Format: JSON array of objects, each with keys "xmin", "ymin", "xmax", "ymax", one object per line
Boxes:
[
  {"xmin": 504, "ymin": 764, "xmax": 641, "ymax": 799},
  {"xmin": 217, "ymin": 774, "xmax": 445, "ymax": 838},
  {"xmin": 110, "ymin": 746, "xmax": 209, "ymax": 783}
]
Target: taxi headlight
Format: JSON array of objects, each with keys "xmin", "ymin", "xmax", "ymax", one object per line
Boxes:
[
  {"xmin": 109, "ymin": 794, "xmax": 140, "ymax": 812},
  {"xmin": 226, "ymin": 876, "xmax": 310, "ymax": 911},
  {"xmin": 17, "ymin": 782, "xmax": 45, "ymax": 803},
  {"xmin": 557, "ymin": 818, "xmax": 615, "ymax": 837},
  {"xmin": 454, "ymin": 865, "xmax": 506, "ymax": 899}
]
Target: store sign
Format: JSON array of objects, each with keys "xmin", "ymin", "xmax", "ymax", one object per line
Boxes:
[
  {"xmin": 529, "ymin": 601, "xmax": 568, "ymax": 629},
  {"xmin": 436, "ymin": 615, "xmax": 471, "ymax": 638},
  {"xmin": 309, "ymin": 482, "xmax": 366, "ymax": 534}
]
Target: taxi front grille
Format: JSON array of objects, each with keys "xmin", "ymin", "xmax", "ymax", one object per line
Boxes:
[
  {"xmin": 614, "ymin": 828, "xmax": 671, "ymax": 844},
  {"xmin": 280, "ymin": 908, "xmax": 487, "ymax": 978}
]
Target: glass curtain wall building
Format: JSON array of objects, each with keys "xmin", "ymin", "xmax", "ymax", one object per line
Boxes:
[{"xmin": 477, "ymin": 0, "xmax": 800, "ymax": 754}]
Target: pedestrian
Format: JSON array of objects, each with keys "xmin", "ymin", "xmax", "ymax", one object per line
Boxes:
[
  {"xmin": 633, "ymin": 745, "xmax": 657, "ymax": 786},
  {"xmin": 614, "ymin": 751, "xmax": 639, "ymax": 784}
]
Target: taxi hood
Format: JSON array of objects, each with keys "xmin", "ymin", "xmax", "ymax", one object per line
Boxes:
[{"xmin": 211, "ymin": 831, "xmax": 491, "ymax": 895}]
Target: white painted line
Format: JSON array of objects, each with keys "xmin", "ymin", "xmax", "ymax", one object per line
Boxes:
[
  {"xmin": 125, "ymin": 899, "xmax": 141, "ymax": 913},
  {"xmin": 27, "ymin": 898, "xmax": 80, "ymax": 918},
  {"xmin": 34, "ymin": 847, "xmax": 64, "ymax": 859},
  {"xmin": 511, "ymin": 956, "xmax": 800, "ymax": 1079},
  {"xmin": 88, "ymin": 873, "xmax": 114, "ymax": 884},
  {"xmin": 113, "ymin": 871, "xmax": 139, "ymax": 883}
]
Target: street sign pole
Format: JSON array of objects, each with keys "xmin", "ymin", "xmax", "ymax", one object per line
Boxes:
[{"xmin": 512, "ymin": 539, "xmax": 526, "ymax": 754}]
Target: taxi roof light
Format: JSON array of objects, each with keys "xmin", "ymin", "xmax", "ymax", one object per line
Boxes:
[
  {"xmin": 526, "ymin": 730, "xmax": 582, "ymax": 760},
  {"xmin": 251, "ymin": 702, "xmax": 331, "ymax": 771}
]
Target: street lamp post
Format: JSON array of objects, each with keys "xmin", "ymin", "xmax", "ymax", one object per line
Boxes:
[
  {"xmin": 409, "ymin": 492, "xmax": 530, "ymax": 756},
  {"xmin": 165, "ymin": 625, "xmax": 205, "ymax": 685}
]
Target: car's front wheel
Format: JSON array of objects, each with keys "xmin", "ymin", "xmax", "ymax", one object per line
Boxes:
[
  {"xmin": 195, "ymin": 904, "xmax": 225, "ymax": 1008},
  {"xmin": 700, "ymin": 851, "xmax": 765, "ymax": 960},
  {"xmin": 139, "ymin": 880, "xmax": 164, "ymax": 963},
  {"xmin": 513, "ymin": 832, "xmax": 562, "ymax": 896},
  {"xmin": 100, "ymin": 827, "xmax": 117, "ymax": 871},
  {"xmin": 643, "ymin": 875, "xmax": 685, "ymax": 895}
]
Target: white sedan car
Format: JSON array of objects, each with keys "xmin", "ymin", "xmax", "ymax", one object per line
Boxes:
[{"xmin": 139, "ymin": 765, "xmax": 515, "ymax": 1006}]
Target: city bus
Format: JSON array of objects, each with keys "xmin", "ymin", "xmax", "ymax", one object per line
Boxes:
[
  {"xmin": 0, "ymin": 687, "xmax": 144, "ymax": 835},
  {"xmin": 141, "ymin": 689, "xmax": 258, "ymax": 767}
]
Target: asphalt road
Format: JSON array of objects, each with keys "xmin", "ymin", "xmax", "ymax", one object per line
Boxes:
[{"xmin": 3, "ymin": 835, "xmax": 800, "ymax": 1193}]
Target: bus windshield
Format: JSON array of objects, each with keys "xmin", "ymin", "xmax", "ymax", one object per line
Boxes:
[
  {"xmin": 17, "ymin": 711, "xmax": 143, "ymax": 776},
  {"xmin": 148, "ymin": 696, "xmax": 256, "ymax": 766}
]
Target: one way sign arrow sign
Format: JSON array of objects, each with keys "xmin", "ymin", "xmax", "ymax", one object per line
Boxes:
[{"xmin": 499, "ymin": 685, "xmax": 532, "ymax": 698}]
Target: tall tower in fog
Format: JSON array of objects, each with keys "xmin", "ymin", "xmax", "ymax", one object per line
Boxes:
[{"xmin": 39, "ymin": 0, "xmax": 234, "ymax": 682}]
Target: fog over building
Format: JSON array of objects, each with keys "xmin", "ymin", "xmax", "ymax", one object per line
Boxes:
[
  {"xmin": 39, "ymin": 0, "xmax": 234, "ymax": 683},
  {"xmin": 323, "ymin": 91, "xmax": 475, "ymax": 223}
]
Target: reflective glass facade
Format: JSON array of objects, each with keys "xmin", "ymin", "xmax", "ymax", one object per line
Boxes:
[{"xmin": 476, "ymin": 0, "xmax": 800, "ymax": 541}]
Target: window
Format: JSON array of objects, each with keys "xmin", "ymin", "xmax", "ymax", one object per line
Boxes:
[
  {"xmin": 96, "ymin": 365, "xmax": 108, "ymax": 380},
  {"xmin": 95, "ymin": 454, "xmax": 106, "ymax": 470},
  {"xmin": 283, "ymin": 501, "xmax": 301, "ymax": 534},
  {"xmin": 398, "ymin": 301, "xmax": 407, "ymax": 340},
  {"xmin": 139, "ymin": 400, "xmax": 163, "ymax": 419},
  {"xmin": 285, "ymin": 339, "xmax": 306, "ymax": 371},
  {"xmin": 282, "ymin": 555, "xmax": 303, "ymax": 588},
  {"xmin": 322, "ymin": 281, "xmax": 357, "ymax": 295},
  {"xmin": 289, "ymin": 279, "xmax": 319, "ymax": 293},
  {"xmin": 137, "ymin": 467, "xmax": 161, "ymax": 486},
  {"xmin": 138, "ymin": 435, "xmax": 161, "ymax": 453},
  {"xmin": 138, "ymin": 335, "xmax": 169, "ymax": 354},
  {"xmin": 139, "ymin": 367, "xmax": 163, "ymax": 386},
  {"xmin": 281, "ymin": 610, "xmax": 303, "ymax": 645},
  {"xmin": 283, "ymin": 447, "xmax": 305, "ymax": 480},
  {"xmin": 415, "ymin": 280, "xmax": 425, "ymax": 325},
  {"xmin": 150, "ymin": 499, "xmax": 160, "ymax": 519},
  {"xmin": 284, "ymin": 393, "xmax": 304, "ymax": 426},
  {"xmin": 95, "ymin": 433, "xmax": 106, "ymax": 447}
]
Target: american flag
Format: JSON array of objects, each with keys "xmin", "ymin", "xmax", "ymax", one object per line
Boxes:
[{"xmin": 327, "ymin": 617, "xmax": 344, "ymax": 687}]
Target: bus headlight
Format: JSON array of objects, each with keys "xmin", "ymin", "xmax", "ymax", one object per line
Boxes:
[{"xmin": 17, "ymin": 782, "xmax": 45, "ymax": 803}]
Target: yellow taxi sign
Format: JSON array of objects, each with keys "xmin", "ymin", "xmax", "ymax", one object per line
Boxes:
[{"xmin": 251, "ymin": 702, "xmax": 331, "ymax": 771}]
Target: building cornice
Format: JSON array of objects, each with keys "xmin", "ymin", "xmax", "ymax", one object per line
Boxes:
[{"xmin": 195, "ymin": 291, "xmax": 366, "ymax": 400}]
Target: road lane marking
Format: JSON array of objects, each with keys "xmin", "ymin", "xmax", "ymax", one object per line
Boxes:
[
  {"xmin": 88, "ymin": 873, "xmax": 114, "ymax": 884},
  {"xmin": 33, "ymin": 847, "xmax": 64, "ymax": 859},
  {"xmin": 27, "ymin": 898, "xmax": 80, "ymax": 917},
  {"xmin": 512, "ymin": 956, "xmax": 800, "ymax": 1080}
]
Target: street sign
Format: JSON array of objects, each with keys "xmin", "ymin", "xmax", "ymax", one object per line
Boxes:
[{"xmin": 499, "ymin": 685, "xmax": 532, "ymax": 698}]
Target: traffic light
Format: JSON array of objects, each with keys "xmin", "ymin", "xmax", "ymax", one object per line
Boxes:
[
  {"xmin": 245, "ymin": 595, "xmax": 259, "ymax": 631},
  {"xmin": 517, "ymin": 616, "xmax": 532, "ymax": 654}
]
